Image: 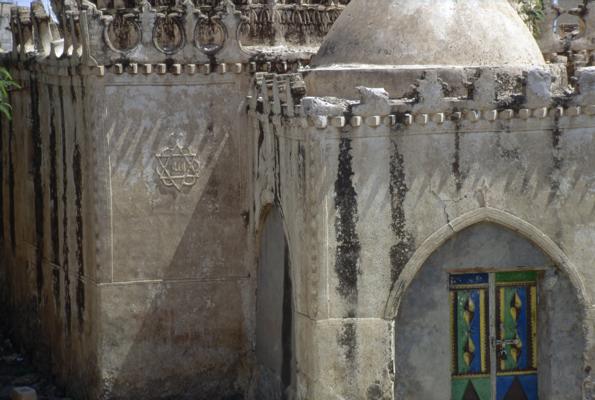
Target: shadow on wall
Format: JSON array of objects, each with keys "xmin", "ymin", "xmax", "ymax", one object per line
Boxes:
[
  {"xmin": 98, "ymin": 123, "xmax": 252, "ymax": 400},
  {"xmin": 252, "ymin": 207, "xmax": 296, "ymax": 400},
  {"xmin": 253, "ymin": 207, "xmax": 296, "ymax": 400}
]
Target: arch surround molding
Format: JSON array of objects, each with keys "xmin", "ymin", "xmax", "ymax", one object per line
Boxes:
[{"xmin": 383, "ymin": 207, "xmax": 592, "ymax": 321}]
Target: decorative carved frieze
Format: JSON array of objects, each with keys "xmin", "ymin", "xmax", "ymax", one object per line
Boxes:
[{"xmin": 5, "ymin": 0, "xmax": 347, "ymax": 66}]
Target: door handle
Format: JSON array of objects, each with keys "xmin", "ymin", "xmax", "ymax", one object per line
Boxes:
[{"xmin": 495, "ymin": 339, "xmax": 521, "ymax": 361}]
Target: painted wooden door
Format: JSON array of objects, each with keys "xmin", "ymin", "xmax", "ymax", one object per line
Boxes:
[
  {"xmin": 450, "ymin": 272, "xmax": 538, "ymax": 400},
  {"xmin": 450, "ymin": 273, "xmax": 491, "ymax": 400},
  {"xmin": 495, "ymin": 272, "xmax": 538, "ymax": 400}
]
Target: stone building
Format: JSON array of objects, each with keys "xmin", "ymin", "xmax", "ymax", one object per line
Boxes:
[
  {"xmin": 0, "ymin": 0, "xmax": 594, "ymax": 399},
  {"xmin": 0, "ymin": 1, "xmax": 13, "ymax": 51}
]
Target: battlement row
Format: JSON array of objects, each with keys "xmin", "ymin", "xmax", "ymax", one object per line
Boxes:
[
  {"xmin": 250, "ymin": 66, "xmax": 595, "ymax": 130},
  {"xmin": 538, "ymin": 1, "xmax": 595, "ymax": 58},
  {"xmin": 263, "ymin": 104, "xmax": 595, "ymax": 131},
  {"xmin": 10, "ymin": 1, "xmax": 595, "ymax": 72},
  {"xmin": 5, "ymin": 0, "xmax": 345, "ymax": 66}
]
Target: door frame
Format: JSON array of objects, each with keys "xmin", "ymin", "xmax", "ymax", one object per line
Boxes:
[{"xmin": 449, "ymin": 267, "xmax": 547, "ymax": 400}]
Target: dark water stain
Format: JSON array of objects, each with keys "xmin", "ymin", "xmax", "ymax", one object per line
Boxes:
[
  {"xmin": 451, "ymin": 112, "xmax": 468, "ymax": 193},
  {"xmin": 297, "ymin": 142, "xmax": 306, "ymax": 185},
  {"xmin": 255, "ymin": 99, "xmax": 264, "ymax": 115},
  {"xmin": 75, "ymin": 279, "xmax": 85, "ymax": 330},
  {"xmin": 0, "ymin": 114, "xmax": 3, "ymax": 243},
  {"xmin": 77, "ymin": 77, "xmax": 89, "ymax": 329},
  {"xmin": 366, "ymin": 382, "xmax": 383, "ymax": 400},
  {"xmin": 49, "ymin": 87, "xmax": 59, "ymax": 260},
  {"xmin": 281, "ymin": 240, "xmax": 293, "ymax": 398},
  {"xmin": 337, "ymin": 320, "xmax": 357, "ymax": 364},
  {"xmin": 273, "ymin": 132, "xmax": 282, "ymax": 204},
  {"xmin": 334, "ymin": 138, "xmax": 361, "ymax": 311},
  {"xmin": 69, "ymin": 79, "xmax": 76, "ymax": 102},
  {"xmin": 499, "ymin": 146, "xmax": 521, "ymax": 161},
  {"xmin": 549, "ymin": 116, "xmax": 563, "ymax": 204},
  {"xmin": 73, "ymin": 142, "xmax": 85, "ymax": 328},
  {"xmin": 452, "ymin": 131, "xmax": 463, "ymax": 192},
  {"xmin": 30, "ymin": 76, "xmax": 44, "ymax": 302},
  {"xmin": 58, "ymin": 86, "xmax": 71, "ymax": 335},
  {"xmin": 8, "ymin": 95, "xmax": 15, "ymax": 252},
  {"xmin": 496, "ymin": 124, "xmax": 520, "ymax": 161},
  {"xmin": 48, "ymin": 86, "xmax": 60, "ymax": 308},
  {"xmin": 256, "ymin": 122, "xmax": 264, "ymax": 178},
  {"xmin": 389, "ymin": 139, "xmax": 415, "ymax": 284},
  {"xmin": 74, "ymin": 77, "xmax": 87, "ymax": 329},
  {"xmin": 257, "ymin": 122, "xmax": 265, "ymax": 153}
]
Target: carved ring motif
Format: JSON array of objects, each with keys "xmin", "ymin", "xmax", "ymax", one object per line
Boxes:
[
  {"xmin": 153, "ymin": 16, "xmax": 185, "ymax": 55},
  {"xmin": 195, "ymin": 19, "xmax": 226, "ymax": 55},
  {"xmin": 104, "ymin": 14, "xmax": 141, "ymax": 53},
  {"xmin": 552, "ymin": 2, "xmax": 588, "ymax": 39},
  {"xmin": 155, "ymin": 135, "xmax": 201, "ymax": 191}
]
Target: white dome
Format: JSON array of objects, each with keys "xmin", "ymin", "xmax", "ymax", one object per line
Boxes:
[{"xmin": 311, "ymin": 0, "xmax": 545, "ymax": 67}]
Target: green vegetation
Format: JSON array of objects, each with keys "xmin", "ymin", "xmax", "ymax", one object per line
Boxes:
[
  {"xmin": 512, "ymin": 0, "xmax": 546, "ymax": 36},
  {"xmin": 0, "ymin": 67, "xmax": 19, "ymax": 120}
]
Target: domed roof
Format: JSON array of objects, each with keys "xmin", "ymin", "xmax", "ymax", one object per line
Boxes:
[{"xmin": 311, "ymin": 0, "xmax": 545, "ymax": 68}]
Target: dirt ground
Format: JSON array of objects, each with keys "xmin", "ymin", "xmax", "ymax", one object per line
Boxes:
[{"xmin": 0, "ymin": 328, "xmax": 68, "ymax": 400}]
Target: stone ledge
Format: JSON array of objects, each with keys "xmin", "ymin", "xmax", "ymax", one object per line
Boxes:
[
  {"xmin": 258, "ymin": 105, "xmax": 595, "ymax": 131},
  {"xmin": 96, "ymin": 61, "xmax": 300, "ymax": 77}
]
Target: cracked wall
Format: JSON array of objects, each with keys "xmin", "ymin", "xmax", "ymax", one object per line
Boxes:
[
  {"xmin": 251, "ymin": 64, "xmax": 595, "ymax": 399},
  {"xmin": 395, "ymin": 223, "xmax": 583, "ymax": 400}
]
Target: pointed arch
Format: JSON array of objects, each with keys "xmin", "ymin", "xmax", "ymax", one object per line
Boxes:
[
  {"xmin": 255, "ymin": 203, "xmax": 299, "ymax": 309},
  {"xmin": 254, "ymin": 205, "xmax": 297, "ymax": 399},
  {"xmin": 383, "ymin": 207, "xmax": 590, "ymax": 320}
]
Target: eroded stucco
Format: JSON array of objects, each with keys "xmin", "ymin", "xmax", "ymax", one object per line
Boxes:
[{"xmin": 2, "ymin": 0, "xmax": 595, "ymax": 399}]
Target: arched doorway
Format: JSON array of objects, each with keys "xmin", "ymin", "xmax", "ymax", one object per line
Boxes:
[
  {"xmin": 255, "ymin": 207, "xmax": 296, "ymax": 400},
  {"xmin": 394, "ymin": 222, "xmax": 585, "ymax": 400}
]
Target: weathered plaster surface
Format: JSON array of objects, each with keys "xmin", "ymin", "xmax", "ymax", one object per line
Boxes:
[
  {"xmin": 252, "ymin": 60, "xmax": 595, "ymax": 398},
  {"xmin": 93, "ymin": 73, "xmax": 255, "ymax": 397},
  {"xmin": 395, "ymin": 223, "xmax": 582, "ymax": 400},
  {"xmin": 3, "ymin": 0, "xmax": 595, "ymax": 399},
  {"xmin": 0, "ymin": 69, "xmax": 99, "ymax": 398}
]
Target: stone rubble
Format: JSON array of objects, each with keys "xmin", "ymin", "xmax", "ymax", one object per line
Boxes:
[{"xmin": 0, "ymin": 332, "xmax": 68, "ymax": 400}]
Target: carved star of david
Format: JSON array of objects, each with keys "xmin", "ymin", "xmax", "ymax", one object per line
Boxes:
[{"xmin": 155, "ymin": 142, "xmax": 201, "ymax": 192}]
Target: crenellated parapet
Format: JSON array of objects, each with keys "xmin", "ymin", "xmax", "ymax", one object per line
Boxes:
[
  {"xmin": 537, "ymin": 0, "xmax": 595, "ymax": 68},
  {"xmin": 86, "ymin": 0, "xmax": 250, "ymax": 64},
  {"xmin": 10, "ymin": 5, "xmax": 35, "ymax": 57},
  {"xmin": 4, "ymin": 0, "xmax": 346, "ymax": 69},
  {"xmin": 8, "ymin": 0, "xmax": 97, "ymax": 64},
  {"xmin": 94, "ymin": 0, "xmax": 348, "ymax": 46},
  {"xmin": 251, "ymin": 65, "xmax": 595, "ymax": 136},
  {"xmin": 233, "ymin": 1, "xmax": 346, "ymax": 47}
]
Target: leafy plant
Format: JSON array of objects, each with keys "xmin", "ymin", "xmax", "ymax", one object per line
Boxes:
[
  {"xmin": 511, "ymin": 0, "xmax": 546, "ymax": 37},
  {"xmin": 0, "ymin": 67, "xmax": 19, "ymax": 120}
]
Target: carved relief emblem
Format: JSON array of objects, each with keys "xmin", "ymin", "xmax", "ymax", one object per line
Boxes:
[{"xmin": 155, "ymin": 133, "xmax": 201, "ymax": 191}]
